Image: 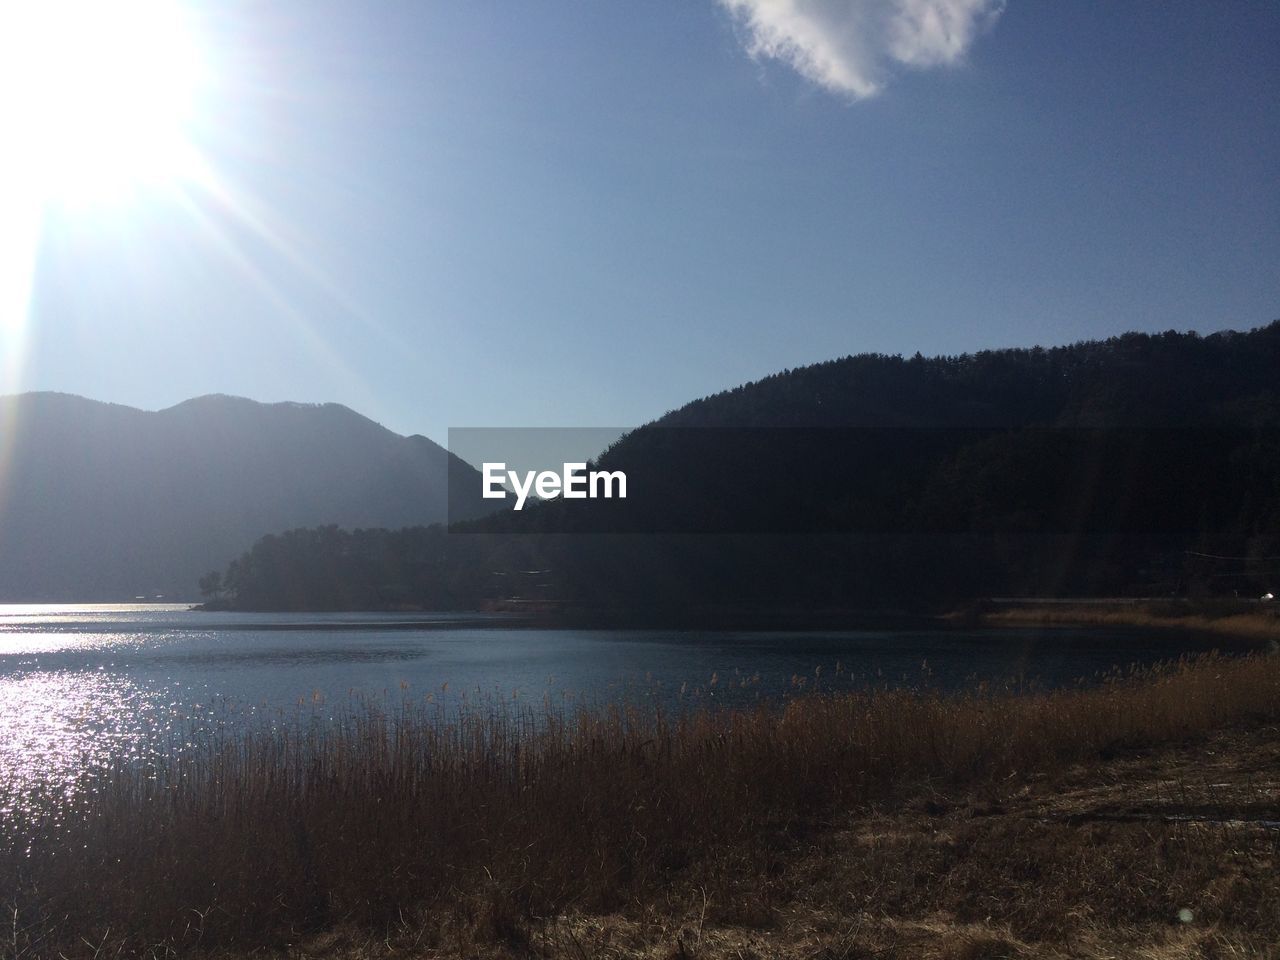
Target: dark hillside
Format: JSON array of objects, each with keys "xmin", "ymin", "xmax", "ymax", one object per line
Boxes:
[{"xmin": 212, "ymin": 323, "xmax": 1280, "ymax": 613}]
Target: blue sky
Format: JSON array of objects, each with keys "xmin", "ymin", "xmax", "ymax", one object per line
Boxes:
[{"xmin": 10, "ymin": 0, "xmax": 1280, "ymax": 441}]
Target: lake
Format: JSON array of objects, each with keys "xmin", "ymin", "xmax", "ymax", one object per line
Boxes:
[{"xmin": 0, "ymin": 602, "xmax": 1253, "ymax": 806}]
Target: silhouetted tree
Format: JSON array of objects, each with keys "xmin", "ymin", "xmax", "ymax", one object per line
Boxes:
[{"xmin": 197, "ymin": 570, "xmax": 224, "ymax": 600}]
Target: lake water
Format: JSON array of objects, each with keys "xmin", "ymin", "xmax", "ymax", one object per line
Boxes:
[{"xmin": 0, "ymin": 603, "xmax": 1253, "ymax": 806}]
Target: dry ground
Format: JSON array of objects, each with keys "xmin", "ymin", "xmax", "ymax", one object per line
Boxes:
[{"xmin": 245, "ymin": 724, "xmax": 1280, "ymax": 960}]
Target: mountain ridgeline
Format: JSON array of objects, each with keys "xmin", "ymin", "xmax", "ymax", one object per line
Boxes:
[
  {"xmin": 0, "ymin": 394, "xmax": 491, "ymax": 600},
  {"xmin": 212, "ymin": 323, "xmax": 1280, "ymax": 614}
]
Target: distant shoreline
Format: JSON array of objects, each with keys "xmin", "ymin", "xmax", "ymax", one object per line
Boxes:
[
  {"xmin": 953, "ymin": 596, "xmax": 1280, "ymax": 643},
  {"xmin": 189, "ymin": 596, "xmax": 1280, "ymax": 640},
  {"xmin": 191, "ymin": 599, "xmax": 947, "ymax": 631}
]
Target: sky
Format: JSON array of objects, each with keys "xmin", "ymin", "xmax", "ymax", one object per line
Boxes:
[{"xmin": 4, "ymin": 0, "xmax": 1279, "ymax": 442}]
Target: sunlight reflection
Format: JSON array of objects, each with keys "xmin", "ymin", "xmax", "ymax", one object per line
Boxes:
[
  {"xmin": 0, "ymin": 672, "xmax": 169, "ymax": 816},
  {"xmin": 0, "ymin": 602, "xmax": 193, "ymax": 624}
]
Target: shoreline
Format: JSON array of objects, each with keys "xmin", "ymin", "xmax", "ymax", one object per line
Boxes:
[
  {"xmin": 189, "ymin": 596, "xmax": 1280, "ymax": 641},
  {"xmin": 956, "ymin": 597, "xmax": 1280, "ymax": 643}
]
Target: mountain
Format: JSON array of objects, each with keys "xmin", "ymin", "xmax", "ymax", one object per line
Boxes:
[
  {"xmin": 640, "ymin": 325, "xmax": 1280, "ymax": 430},
  {"xmin": 0, "ymin": 393, "xmax": 492, "ymax": 601},
  {"xmin": 570, "ymin": 323, "xmax": 1280, "ymax": 530},
  {"xmin": 210, "ymin": 322, "xmax": 1280, "ymax": 614},
  {"xmin": 548, "ymin": 322, "xmax": 1280, "ymax": 605}
]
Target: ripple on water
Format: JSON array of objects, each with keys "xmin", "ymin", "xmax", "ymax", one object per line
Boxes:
[{"xmin": 0, "ymin": 672, "xmax": 182, "ymax": 815}]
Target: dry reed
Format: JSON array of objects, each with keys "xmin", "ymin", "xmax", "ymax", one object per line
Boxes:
[{"xmin": 2, "ymin": 651, "xmax": 1279, "ymax": 958}]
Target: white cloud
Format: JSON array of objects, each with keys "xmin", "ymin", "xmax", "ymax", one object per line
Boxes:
[{"xmin": 719, "ymin": 0, "xmax": 1005, "ymax": 100}]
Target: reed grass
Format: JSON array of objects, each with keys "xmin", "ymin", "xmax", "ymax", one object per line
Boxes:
[
  {"xmin": 971, "ymin": 598, "xmax": 1280, "ymax": 641},
  {"xmin": 3, "ymin": 651, "xmax": 1279, "ymax": 958}
]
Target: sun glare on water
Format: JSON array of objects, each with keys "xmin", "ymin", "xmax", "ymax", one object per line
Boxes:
[{"xmin": 1, "ymin": 0, "xmax": 208, "ymax": 205}]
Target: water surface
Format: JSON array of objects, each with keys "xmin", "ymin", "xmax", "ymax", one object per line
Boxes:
[{"xmin": 0, "ymin": 603, "xmax": 1250, "ymax": 805}]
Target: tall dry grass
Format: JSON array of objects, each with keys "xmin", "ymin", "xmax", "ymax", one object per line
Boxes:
[
  {"xmin": 972, "ymin": 597, "xmax": 1280, "ymax": 641},
  {"xmin": 3, "ymin": 652, "xmax": 1279, "ymax": 957}
]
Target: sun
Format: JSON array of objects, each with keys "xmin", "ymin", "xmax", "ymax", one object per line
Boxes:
[{"xmin": 1, "ymin": 0, "xmax": 208, "ymax": 206}]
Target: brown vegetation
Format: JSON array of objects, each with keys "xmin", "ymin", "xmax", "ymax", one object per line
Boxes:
[
  {"xmin": 961, "ymin": 598, "xmax": 1280, "ymax": 642},
  {"xmin": 3, "ymin": 653, "xmax": 1279, "ymax": 958}
]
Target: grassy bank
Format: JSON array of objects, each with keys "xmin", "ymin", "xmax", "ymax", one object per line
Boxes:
[
  {"xmin": 4, "ymin": 652, "xmax": 1280, "ymax": 958},
  {"xmin": 959, "ymin": 598, "xmax": 1280, "ymax": 642}
]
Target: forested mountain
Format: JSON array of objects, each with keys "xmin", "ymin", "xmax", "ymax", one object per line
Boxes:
[
  {"xmin": 0, "ymin": 393, "xmax": 491, "ymax": 600},
  {"xmin": 211, "ymin": 323, "xmax": 1280, "ymax": 614}
]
